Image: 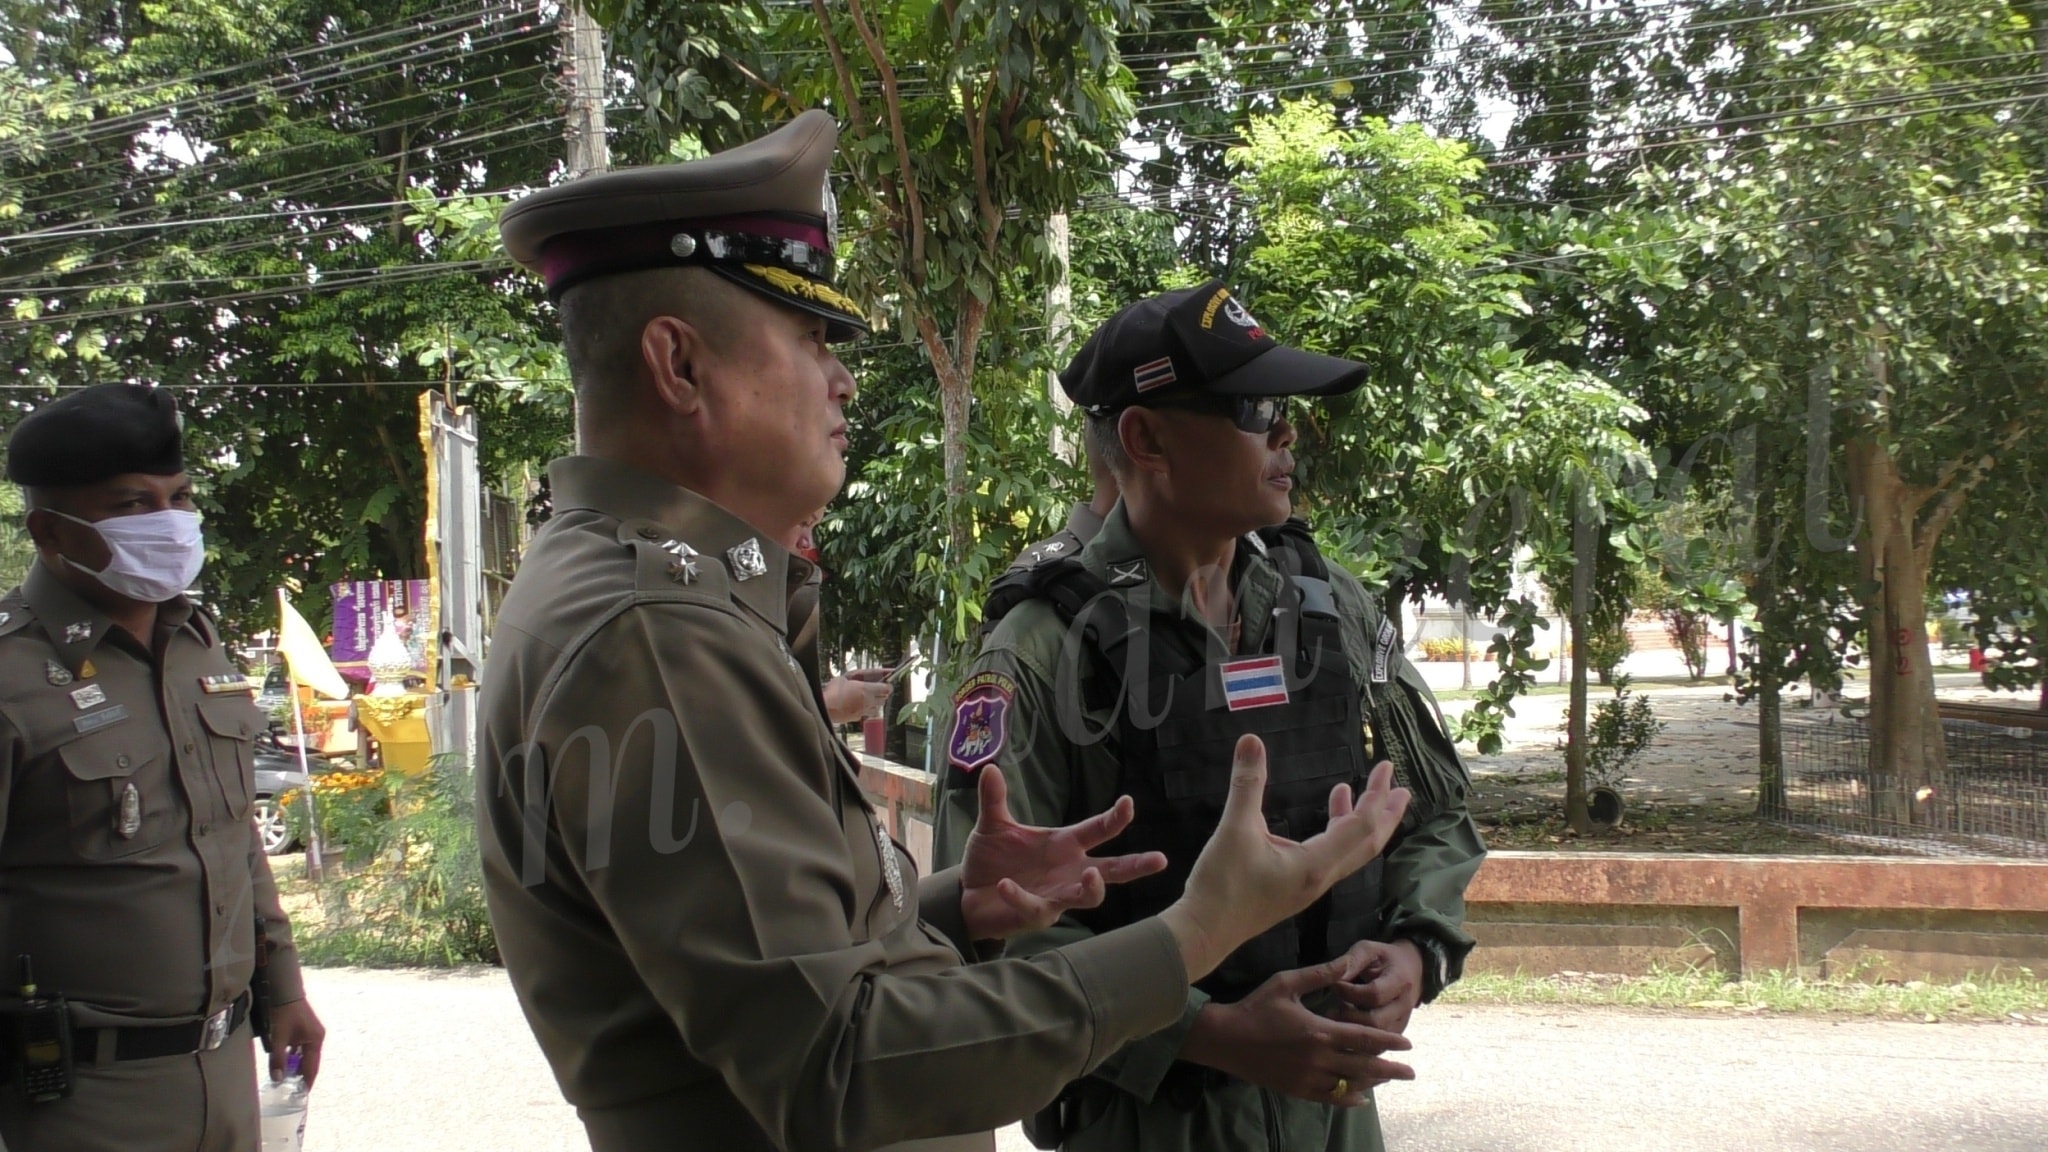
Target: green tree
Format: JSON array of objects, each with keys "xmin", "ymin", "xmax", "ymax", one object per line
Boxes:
[
  {"xmin": 0, "ymin": 0, "xmax": 574, "ymax": 636},
  {"xmin": 1223, "ymin": 102, "xmax": 1649, "ymax": 803},
  {"xmin": 1631, "ymin": 0, "xmax": 2048, "ymax": 820}
]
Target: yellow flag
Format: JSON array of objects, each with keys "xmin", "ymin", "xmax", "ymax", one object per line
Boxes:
[{"xmin": 277, "ymin": 588, "xmax": 350, "ymax": 700}]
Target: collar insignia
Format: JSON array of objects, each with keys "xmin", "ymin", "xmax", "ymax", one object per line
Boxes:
[{"xmin": 728, "ymin": 538, "xmax": 768, "ymax": 582}]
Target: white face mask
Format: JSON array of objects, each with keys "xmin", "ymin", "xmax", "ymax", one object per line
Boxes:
[{"xmin": 52, "ymin": 508, "xmax": 206, "ymax": 603}]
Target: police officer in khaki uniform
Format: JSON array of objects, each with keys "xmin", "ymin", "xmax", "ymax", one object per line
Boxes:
[
  {"xmin": 934, "ymin": 284, "xmax": 1487, "ymax": 1152},
  {"xmin": 0, "ymin": 385, "xmax": 324, "ymax": 1152},
  {"xmin": 478, "ymin": 111, "xmax": 1417, "ymax": 1152}
]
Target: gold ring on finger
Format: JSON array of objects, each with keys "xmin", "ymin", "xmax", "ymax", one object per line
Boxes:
[{"xmin": 1332, "ymin": 1077, "xmax": 1348, "ymax": 1100}]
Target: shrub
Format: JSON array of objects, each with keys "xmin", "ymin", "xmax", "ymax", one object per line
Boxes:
[
  {"xmin": 295, "ymin": 755, "xmax": 497, "ymax": 967},
  {"xmin": 1586, "ymin": 685, "xmax": 1665, "ymax": 788},
  {"xmin": 1419, "ymin": 637, "xmax": 1468, "ymax": 662},
  {"xmin": 1661, "ymin": 609, "xmax": 1711, "ymax": 680}
]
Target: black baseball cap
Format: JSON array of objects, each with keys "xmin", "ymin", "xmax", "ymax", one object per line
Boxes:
[{"xmin": 1058, "ymin": 280, "xmax": 1366, "ymax": 412}]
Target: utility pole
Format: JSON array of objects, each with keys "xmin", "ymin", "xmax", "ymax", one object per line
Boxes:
[
  {"xmin": 1046, "ymin": 210, "xmax": 1075, "ymax": 462},
  {"xmin": 562, "ymin": 2, "xmax": 609, "ymax": 177}
]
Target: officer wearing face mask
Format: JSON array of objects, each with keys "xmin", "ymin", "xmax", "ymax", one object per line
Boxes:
[{"xmin": 0, "ymin": 384, "xmax": 324, "ymax": 1152}]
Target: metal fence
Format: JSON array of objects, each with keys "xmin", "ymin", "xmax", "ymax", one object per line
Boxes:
[{"xmin": 1779, "ymin": 715, "xmax": 2048, "ymax": 857}]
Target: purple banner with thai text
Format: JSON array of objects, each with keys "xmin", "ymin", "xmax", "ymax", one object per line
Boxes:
[{"xmin": 330, "ymin": 580, "xmax": 430, "ymax": 672}]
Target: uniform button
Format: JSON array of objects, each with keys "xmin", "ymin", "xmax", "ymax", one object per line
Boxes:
[
  {"xmin": 197, "ymin": 822, "xmax": 210, "ymax": 837},
  {"xmin": 215, "ymin": 902, "xmax": 226, "ymax": 915},
  {"xmin": 637, "ymin": 526, "xmax": 662, "ymax": 539},
  {"xmin": 116, "ymin": 755, "xmax": 130, "ymax": 769},
  {"xmin": 184, "ymin": 742, "xmax": 196, "ymax": 754}
]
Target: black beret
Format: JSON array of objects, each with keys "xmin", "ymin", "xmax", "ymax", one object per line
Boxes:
[{"xmin": 6, "ymin": 384, "xmax": 186, "ymax": 488}]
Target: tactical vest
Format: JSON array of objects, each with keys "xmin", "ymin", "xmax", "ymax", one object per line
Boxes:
[{"xmin": 981, "ymin": 519, "xmax": 1384, "ymax": 1004}]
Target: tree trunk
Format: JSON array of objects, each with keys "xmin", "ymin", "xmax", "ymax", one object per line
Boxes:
[
  {"xmin": 1847, "ymin": 435, "xmax": 1948, "ymax": 828},
  {"xmin": 1564, "ymin": 508, "xmax": 1594, "ymax": 834},
  {"xmin": 912, "ymin": 304, "xmax": 984, "ymax": 570},
  {"xmin": 1752, "ymin": 545, "xmax": 1786, "ymax": 816}
]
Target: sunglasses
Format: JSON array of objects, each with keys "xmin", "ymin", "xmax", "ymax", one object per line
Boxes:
[{"xmin": 1131, "ymin": 392, "xmax": 1293, "ymax": 434}]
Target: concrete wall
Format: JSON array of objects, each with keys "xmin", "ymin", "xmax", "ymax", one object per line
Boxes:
[{"xmin": 856, "ymin": 757, "xmax": 2048, "ymax": 981}]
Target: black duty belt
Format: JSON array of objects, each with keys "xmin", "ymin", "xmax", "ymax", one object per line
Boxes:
[{"xmin": 76, "ymin": 992, "xmax": 250, "ymax": 1062}]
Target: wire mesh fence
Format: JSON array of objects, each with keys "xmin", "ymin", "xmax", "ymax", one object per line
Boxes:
[{"xmin": 1779, "ymin": 716, "xmax": 2048, "ymax": 857}]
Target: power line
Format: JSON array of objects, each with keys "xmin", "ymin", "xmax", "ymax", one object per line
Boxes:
[{"xmin": 0, "ymin": 4, "xmax": 547, "ymax": 161}]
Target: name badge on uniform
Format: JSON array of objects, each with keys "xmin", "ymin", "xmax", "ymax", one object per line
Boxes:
[
  {"xmin": 1372, "ymin": 617, "xmax": 1397, "ymax": 684},
  {"xmin": 199, "ymin": 674, "xmax": 255, "ymax": 695},
  {"xmin": 1219, "ymin": 655, "xmax": 1289, "ymax": 712},
  {"xmin": 74, "ymin": 704, "xmax": 130, "ymax": 734}
]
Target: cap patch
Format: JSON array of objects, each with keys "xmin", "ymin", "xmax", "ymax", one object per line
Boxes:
[
  {"xmin": 949, "ymin": 671, "xmax": 1016, "ymax": 774},
  {"xmin": 1133, "ymin": 356, "xmax": 1177, "ymax": 393}
]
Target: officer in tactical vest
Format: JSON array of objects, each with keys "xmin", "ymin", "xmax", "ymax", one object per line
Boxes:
[
  {"xmin": 935, "ymin": 282, "xmax": 1486, "ymax": 1152},
  {"xmin": 0, "ymin": 384, "xmax": 324, "ymax": 1152},
  {"xmin": 1009, "ymin": 439, "xmax": 1118, "ymax": 572},
  {"xmin": 477, "ymin": 112, "xmax": 1416, "ymax": 1152}
]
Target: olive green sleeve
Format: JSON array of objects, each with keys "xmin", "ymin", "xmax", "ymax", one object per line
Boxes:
[
  {"xmin": 531, "ymin": 605, "xmax": 1189, "ymax": 1150},
  {"xmin": 1375, "ymin": 648, "xmax": 1486, "ymax": 977},
  {"xmin": 935, "ymin": 637, "xmax": 1212, "ymax": 1104}
]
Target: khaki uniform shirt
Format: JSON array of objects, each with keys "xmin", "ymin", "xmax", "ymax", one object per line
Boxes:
[
  {"xmin": 934, "ymin": 506, "xmax": 1486, "ymax": 1152},
  {"xmin": 475, "ymin": 457, "xmax": 1188, "ymax": 1152},
  {"xmin": 0, "ymin": 562, "xmax": 304, "ymax": 1028}
]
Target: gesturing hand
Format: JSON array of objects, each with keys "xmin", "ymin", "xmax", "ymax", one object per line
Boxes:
[
  {"xmin": 1160, "ymin": 735, "xmax": 1410, "ymax": 982},
  {"xmin": 957, "ymin": 767, "xmax": 1169, "ymax": 942}
]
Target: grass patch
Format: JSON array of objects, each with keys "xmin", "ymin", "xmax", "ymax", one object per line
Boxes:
[{"xmin": 1444, "ymin": 967, "xmax": 2048, "ymax": 1022}]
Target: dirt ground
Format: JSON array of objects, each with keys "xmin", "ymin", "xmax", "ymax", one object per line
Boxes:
[{"xmin": 1435, "ymin": 670, "xmax": 2039, "ymax": 853}]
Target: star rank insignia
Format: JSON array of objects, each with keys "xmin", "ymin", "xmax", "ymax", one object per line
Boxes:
[
  {"xmin": 727, "ymin": 537, "xmax": 767, "ymax": 582},
  {"xmin": 662, "ymin": 540, "xmax": 700, "ymax": 584},
  {"xmin": 63, "ymin": 622, "xmax": 92, "ymax": 644}
]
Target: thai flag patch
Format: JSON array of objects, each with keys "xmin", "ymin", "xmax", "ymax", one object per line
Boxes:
[
  {"xmin": 1219, "ymin": 655, "xmax": 1289, "ymax": 712},
  {"xmin": 1133, "ymin": 356, "xmax": 1177, "ymax": 393}
]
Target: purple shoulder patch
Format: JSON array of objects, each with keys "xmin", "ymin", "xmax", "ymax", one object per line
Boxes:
[{"xmin": 948, "ymin": 672, "xmax": 1016, "ymax": 774}]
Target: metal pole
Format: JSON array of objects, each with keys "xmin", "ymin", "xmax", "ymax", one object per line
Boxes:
[
  {"xmin": 561, "ymin": 2, "xmax": 609, "ymax": 178},
  {"xmin": 279, "ymin": 589, "xmax": 326, "ymax": 883}
]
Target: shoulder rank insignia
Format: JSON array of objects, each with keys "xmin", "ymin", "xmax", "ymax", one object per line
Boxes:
[
  {"xmin": 45, "ymin": 660, "xmax": 73, "ymax": 686},
  {"xmin": 200, "ymin": 674, "xmax": 255, "ymax": 695},
  {"xmin": 727, "ymin": 537, "xmax": 767, "ymax": 582},
  {"xmin": 1108, "ymin": 559, "xmax": 1149, "ymax": 587},
  {"xmin": 1243, "ymin": 532, "xmax": 1270, "ymax": 557},
  {"xmin": 662, "ymin": 540, "xmax": 701, "ymax": 584}
]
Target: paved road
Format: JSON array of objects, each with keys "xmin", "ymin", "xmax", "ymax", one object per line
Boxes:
[{"xmin": 298, "ymin": 967, "xmax": 2047, "ymax": 1152}]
